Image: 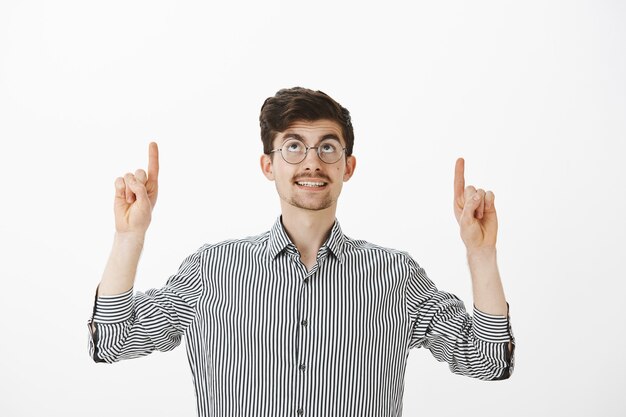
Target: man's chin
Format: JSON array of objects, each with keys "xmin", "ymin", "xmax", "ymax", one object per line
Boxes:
[{"xmin": 288, "ymin": 198, "xmax": 334, "ymax": 212}]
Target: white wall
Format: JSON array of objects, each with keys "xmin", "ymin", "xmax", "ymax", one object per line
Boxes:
[{"xmin": 1, "ymin": 1, "xmax": 624, "ymax": 416}]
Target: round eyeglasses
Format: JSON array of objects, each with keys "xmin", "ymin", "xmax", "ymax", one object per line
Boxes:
[{"xmin": 270, "ymin": 138, "xmax": 347, "ymax": 164}]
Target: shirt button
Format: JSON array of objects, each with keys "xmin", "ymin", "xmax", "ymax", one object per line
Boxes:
[
  {"xmin": 301, "ymin": 319, "xmax": 308, "ymax": 327},
  {"xmin": 297, "ymin": 408, "xmax": 304, "ymax": 415},
  {"xmin": 303, "ymin": 278, "xmax": 309, "ymax": 284},
  {"xmin": 299, "ymin": 364, "xmax": 306, "ymax": 371}
]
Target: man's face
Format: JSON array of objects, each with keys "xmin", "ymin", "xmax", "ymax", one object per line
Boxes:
[{"xmin": 260, "ymin": 119, "xmax": 356, "ymax": 212}]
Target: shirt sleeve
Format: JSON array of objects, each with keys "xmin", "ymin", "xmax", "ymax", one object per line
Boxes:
[
  {"xmin": 87, "ymin": 248, "xmax": 204, "ymax": 363},
  {"xmin": 405, "ymin": 257, "xmax": 515, "ymax": 380}
]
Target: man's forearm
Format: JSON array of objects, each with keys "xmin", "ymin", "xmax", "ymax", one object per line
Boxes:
[
  {"xmin": 97, "ymin": 232, "xmax": 145, "ymax": 296},
  {"xmin": 467, "ymin": 247, "xmax": 508, "ymax": 316}
]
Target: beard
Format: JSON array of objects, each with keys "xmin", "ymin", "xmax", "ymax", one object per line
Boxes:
[
  {"xmin": 275, "ymin": 183, "xmax": 338, "ymax": 212},
  {"xmin": 287, "ymin": 194, "xmax": 335, "ymax": 211}
]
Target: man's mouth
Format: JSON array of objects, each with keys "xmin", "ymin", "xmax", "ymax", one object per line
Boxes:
[{"xmin": 296, "ymin": 181, "xmax": 328, "ymax": 188}]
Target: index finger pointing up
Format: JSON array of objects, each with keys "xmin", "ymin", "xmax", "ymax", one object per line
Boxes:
[
  {"xmin": 454, "ymin": 157, "xmax": 465, "ymax": 202},
  {"xmin": 148, "ymin": 142, "xmax": 159, "ymax": 182}
]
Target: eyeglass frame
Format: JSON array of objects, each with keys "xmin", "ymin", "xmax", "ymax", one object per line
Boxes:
[{"xmin": 269, "ymin": 137, "xmax": 348, "ymax": 165}]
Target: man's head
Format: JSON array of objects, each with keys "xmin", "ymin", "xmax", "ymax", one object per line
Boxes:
[
  {"xmin": 259, "ymin": 87, "xmax": 354, "ymax": 157},
  {"xmin": 259, "ymin": 88, "xmax": 356, "ymax": 213}
]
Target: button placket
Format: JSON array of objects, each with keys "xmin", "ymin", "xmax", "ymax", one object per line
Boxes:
[
  {"xmin": 293, "ymin": 246, "xmax": 326, "ymax": 416},
  {"xmin": 295, "ymin": 268, "xmax": 314, "ymax": 417}
]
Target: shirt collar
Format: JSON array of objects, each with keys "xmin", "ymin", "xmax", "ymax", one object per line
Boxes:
[{"xmin": 267, "ymin": 216, "xmax": 345, "ymax": 262}]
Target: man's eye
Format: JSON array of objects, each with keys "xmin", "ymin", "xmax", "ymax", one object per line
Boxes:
[
  {"xmin": 320, "ymin": 142, "xmax": 338, "ymax": 153},
  {"xmin": 286, "ymin": 142, "xmax": 303, "ymax": 152}
]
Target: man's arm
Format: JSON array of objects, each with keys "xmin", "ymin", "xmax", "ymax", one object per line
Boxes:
[
  {"xmin": 406, "ymin": 158, "xmax": 513, "ymax": 380},
  {"xmin": 453, "ymin": 157, "xmax": 512, "ymax": 353},
  {"xmin": 453, "ymin": 158, "xmax": 508, "ymax": 316},
  {"xmin": 88, "ymin": 142, "xmax": 205, "ymax": 364},
  {"xmin": 89, "ymin": 141, "xmax": 158, "ymax": 333},
  {"xmin": 88, "ymin": 143, "xmax": 159, "ymax": 336},
  {"xmin": 98, "ymin": 142, "xmax": 160, "ymax": 296}
]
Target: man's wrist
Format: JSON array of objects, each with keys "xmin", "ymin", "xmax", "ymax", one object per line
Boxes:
[
  {"xmin": 466, "ymin": 246, "xmax": 497, "ymax": 264},
  {"xmin": 113, "ymin": 231, "xmax": 146, "ymax": 249}
]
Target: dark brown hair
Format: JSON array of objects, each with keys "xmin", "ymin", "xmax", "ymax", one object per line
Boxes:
[{"xmin": 259, "ymin": 87, "xmax": 354, "ymax": 156}]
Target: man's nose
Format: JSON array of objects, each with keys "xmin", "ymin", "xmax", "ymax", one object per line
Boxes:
[{"xmin": 302, "ymin": 147, "xmax": 322, "ymax": 170}]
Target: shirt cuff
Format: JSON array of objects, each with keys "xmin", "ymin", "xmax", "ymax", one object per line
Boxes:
[
  {"xmin": 472, "ymin": 305, "xmax": 513, "ymax": 343},
  {"xmin": 92, "ymin": 287, "xmax": 135, "ymax": 324}
]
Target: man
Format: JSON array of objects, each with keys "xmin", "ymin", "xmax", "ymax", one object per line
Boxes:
[{"xmin": 88, "ymin": 87, "xmax": 514, "ymax": 416}]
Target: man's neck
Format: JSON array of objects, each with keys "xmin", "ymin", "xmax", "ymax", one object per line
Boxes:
[{"xmin": 280, "ymin": 204, "xmax": 336, "ymax": 268}]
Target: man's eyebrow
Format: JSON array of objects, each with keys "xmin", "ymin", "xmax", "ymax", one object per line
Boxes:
[
  {"xmin": 282, "ymin": 133, "xmax": 304, "ymax": 140},
  {"xmin": 282, "ymin": 133, "xmax": 342, "ymax": 141}
]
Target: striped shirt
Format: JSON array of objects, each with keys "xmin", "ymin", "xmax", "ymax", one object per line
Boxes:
[{"xmin": 88, "ymin": 217, "xmax": 514, "ymax": 417}]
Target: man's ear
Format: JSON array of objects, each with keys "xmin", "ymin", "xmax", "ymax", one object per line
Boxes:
[
  {"xmin": 260, "ymin": 154, "xmax": 275, "ymax": 180},
  {"xmin": 343, "ymin": 155, "xmax": 356, "ymax": 182}
]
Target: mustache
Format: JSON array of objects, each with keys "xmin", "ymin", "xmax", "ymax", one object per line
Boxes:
[{"xmin": 292, "ymin": 172, "xmax": 331, "ymax": 182}]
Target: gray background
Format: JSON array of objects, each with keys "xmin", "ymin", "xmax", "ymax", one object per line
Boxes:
[{"xmin": 1, "ymin": 1, "xmax": 624, "ymax": 416}]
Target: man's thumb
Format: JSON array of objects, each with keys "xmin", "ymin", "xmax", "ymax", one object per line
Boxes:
[{"xmin": 461, "ymin": 192, "xmax": 481, "ymax": 224}]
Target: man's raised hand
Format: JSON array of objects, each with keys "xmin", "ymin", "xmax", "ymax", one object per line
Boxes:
[
  {"xmin": 113, "ymin": 142, "xmax": 160, "ymax": 235},
  {"xmin": 453, "ymin": 158, "xmax": 498, "ymax": 250}
]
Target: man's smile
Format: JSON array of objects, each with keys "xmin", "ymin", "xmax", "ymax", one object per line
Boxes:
[
  {"xmin": 295, "ymin": 180, "xmax": 328, "ymax": 188},
  {"xmin": 293, "ymin": 174, "xmax": 330, "ymax": 190}
]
